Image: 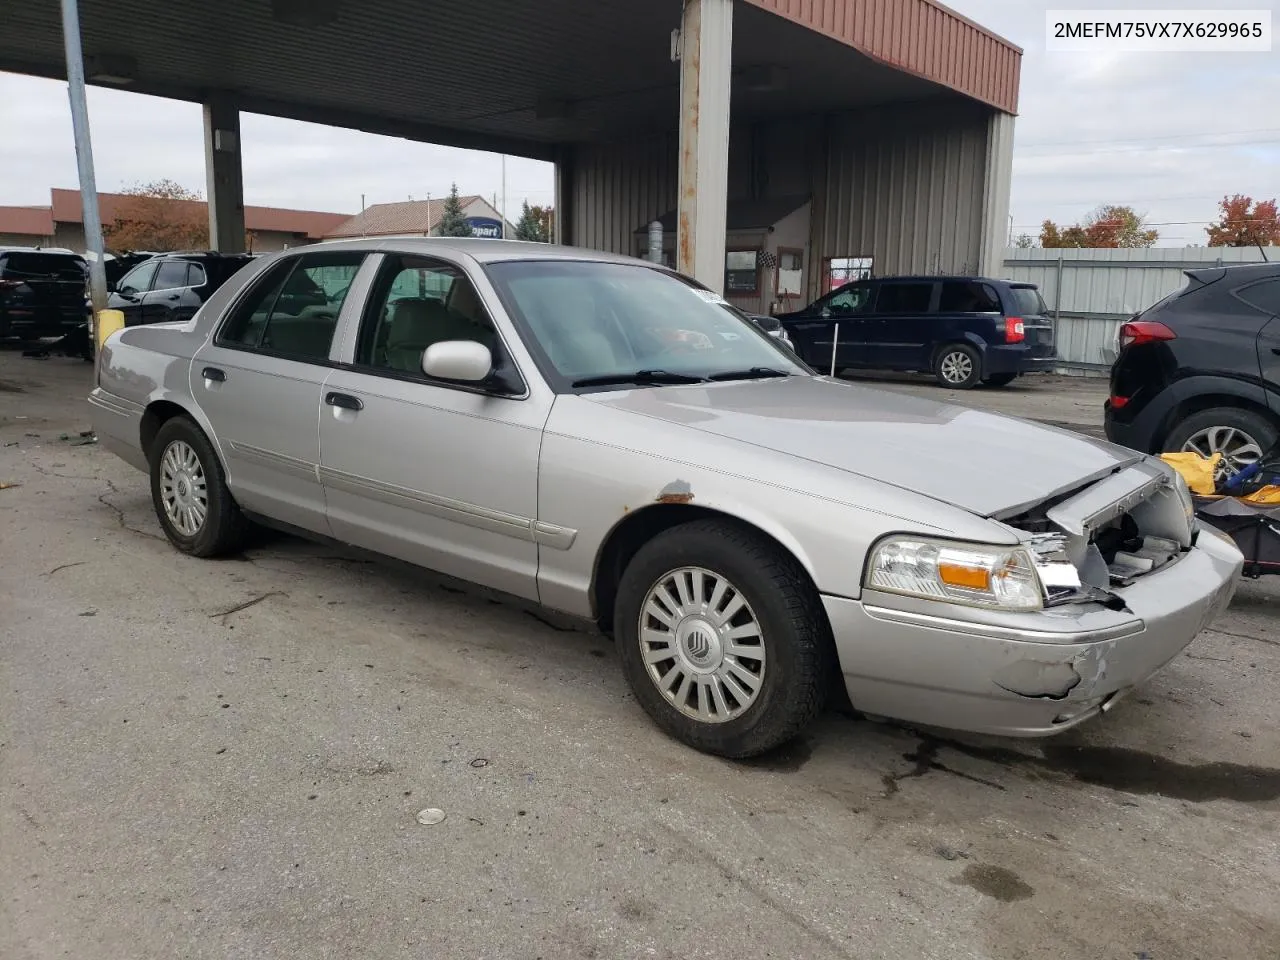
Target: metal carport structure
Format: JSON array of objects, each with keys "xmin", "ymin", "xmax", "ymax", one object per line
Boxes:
[{"xmin": 2, "ymin": 0, "xmax": 1021, "ymax": 305}]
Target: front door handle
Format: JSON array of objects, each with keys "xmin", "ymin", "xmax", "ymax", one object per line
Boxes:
[
  {"xmin": 201, "ymin": 366, "xmax": 226, "ymax": 382},
  {"xmin": 167, "ymin": 294, "xmax": 180, "ymax": 301},
  {"xmin": 325, "ymin": 391, "xmax": 364, "ymax": 411}
]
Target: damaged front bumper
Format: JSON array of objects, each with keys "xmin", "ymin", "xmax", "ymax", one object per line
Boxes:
[{"xmin": 825, "ymin": 526, "xmax": 1243, "ymax": 737}]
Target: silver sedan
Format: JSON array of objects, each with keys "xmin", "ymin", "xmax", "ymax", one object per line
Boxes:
[{"xmin": 89, "ymin": 239, "xmax": 1243, "ymax": 757}]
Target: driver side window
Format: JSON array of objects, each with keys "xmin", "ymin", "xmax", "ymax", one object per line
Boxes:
[
  {"xmin": 356, "ymin": 255, "xmax": 500, "ymax": 379},
  {"xmin": 117, "ymin": 260, "xmax": 158, "ymax": 296},
  {"xmin": 824, "ymin": 283, "xmax": 871, "ymax": 314}
]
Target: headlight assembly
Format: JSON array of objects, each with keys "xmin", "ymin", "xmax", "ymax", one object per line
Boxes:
[{"xmin": 866, "ymin": 536, "xmax": 1044, "ymax": 611}]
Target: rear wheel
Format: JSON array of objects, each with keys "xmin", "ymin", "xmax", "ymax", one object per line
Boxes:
[
  {"xmin": 1164, "ymin": 407, "xmax": 1278, "ymax": 479},
  {"xmin": 933, "ymin": 343, "xmax": 982, "ymax": 389},
  {"xmin": 614, "ymin": 519, "xmax": 834, "ymax": 758},
  {"xmin": 982, "ymin": 372, "xmax": 1018, "ymax": 388},
  {"xmin": 148, "ymin": 417, "xmax": 252, "ymax": 557}
]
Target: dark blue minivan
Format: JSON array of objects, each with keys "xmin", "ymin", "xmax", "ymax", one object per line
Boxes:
[{"xmin": 777, "ymin": 275, "xmax": 1057, "ymax": 389}]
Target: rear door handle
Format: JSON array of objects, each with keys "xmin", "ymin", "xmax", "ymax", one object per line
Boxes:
[
  {"xmin": 166, "ymin": 294, "xmax": 180, "ymax": 301},
  {"xmin": 325, "ymin": 391, "xmax": 363, "ymax": 411},
  {"xmin": 201, "ymin": 366, "xmax": 226, "ymax": 382}
]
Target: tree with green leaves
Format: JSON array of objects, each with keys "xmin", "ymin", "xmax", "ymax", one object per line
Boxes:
[
  {"xmin": 435, "ymin": 183, "xmax": 473, "ymax": 238},
  {"xmin": 514, "ymin": 200, "xmax": 543, "ymax": 241}
]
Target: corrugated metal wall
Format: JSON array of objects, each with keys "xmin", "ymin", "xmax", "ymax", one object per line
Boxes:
[
  {"xmin": 745, "ymin": 0, "xmax": 1022, "ymax": 114},
  {"xmin": 1002, "ymin": 246, "xmax": 1280, "ymax": 375},
  {"xmin": 568, "ymin": 133, "xmax": 679, "ymax": 256},
  {"xmin": 818, "ymin": 99, "xmax": 990, "ymax": 281},
  {"xmin": 567, "ymin": 99, "xmax": 997, "ymax": 294}
]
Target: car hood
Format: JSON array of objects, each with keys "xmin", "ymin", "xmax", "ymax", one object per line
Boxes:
[{"xmin": 582, "ymin": 376, "xmax": 1141, "ymax": 518}]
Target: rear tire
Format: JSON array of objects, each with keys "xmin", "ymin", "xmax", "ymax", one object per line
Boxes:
[
  {"xmin": 982, "ymin": 372, "xmax": 1017, "ymax": 388},
  {"xmin": 614, "ymin": 519, "xmax": 835, "ymax": 758},
  {"xmin": 148, "ymin": 416, "xmax": 252, "ymax": 557},
  {"xmin": 1163, "ymin": 407, "xmax": 1278, "ymax": 476},
  {"xmin": 933, "ymin": 343, "xmax": 982, "ymax": 389}
]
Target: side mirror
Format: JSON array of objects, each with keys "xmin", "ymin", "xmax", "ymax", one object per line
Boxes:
[
  {"xmin": 820, "ymin": 306, "xmax": 831, "ymax": 319},
  {"xmin": 423, "ymin": 340, "xmax": 493, "ymax": 382}
]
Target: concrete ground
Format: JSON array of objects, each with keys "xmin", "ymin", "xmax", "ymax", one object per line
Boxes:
[{"xmin": 2, "ymin": 353, "xmax": 1278, "ymax": 960}]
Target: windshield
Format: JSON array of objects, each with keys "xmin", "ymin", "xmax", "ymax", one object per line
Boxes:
[{"xmin": 484, "ymin": 260, "xmax": 808, "ymax": 388}]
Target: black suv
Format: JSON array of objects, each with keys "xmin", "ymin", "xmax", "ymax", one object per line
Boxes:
[
  {"xmin": 0, "ymin": 247, "xmax": 90, "ymax": 339},
  {"xmin": 777, "ymin": 275, "xmax": 1056, "ymax": 388},
  {"xmin": 108, "ymin": 251, "xmax": 256, "ymax": 326},
  {"xmin": 1104, "ymin": 262, "xmax": 1280, "ymax": 472}
]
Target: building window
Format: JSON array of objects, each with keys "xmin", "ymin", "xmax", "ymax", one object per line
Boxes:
[
  {"xmin": 822, "ymin": 256, "xmax": 874, "ymax": 293},
  {"xmin": 776, "ymin": 248, "xmax": 803, "ymax": 300},
  {"xmin": 725, "ymin": 249, "xmax": 761, "ymax": 295}
]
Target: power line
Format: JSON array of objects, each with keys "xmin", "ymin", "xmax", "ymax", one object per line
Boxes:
[{"xmin": 1016, "ymin": 138, "xmax": 1280, "ymax": 159}]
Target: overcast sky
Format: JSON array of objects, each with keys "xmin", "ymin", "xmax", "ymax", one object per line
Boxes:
[{"xmin": 1, "ymin": 0, "xmax": 1276, "ymax": 245}]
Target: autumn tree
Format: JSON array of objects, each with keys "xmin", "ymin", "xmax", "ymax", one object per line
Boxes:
[
  {"xmin": 1040, "ymin": 205, "xmax": 1158, "ymax": 249},
  {"xmin": 103, "ymin": 179, "xmax": 207, "ymax": 251},
  {"xmin": 1206, "ymin": 195, "xmax": 1280, "ymax": 247},
  {"xmin": 435, "ymin": 183, "xmax": 473, "ymax": 237},
  {"xmin": 513, "ymin": 201, "xmax": 554, "ymax": 242}
]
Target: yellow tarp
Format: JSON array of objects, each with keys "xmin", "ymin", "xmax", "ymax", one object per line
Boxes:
[
  {"xmin": 1243, "ymin": 485, "xmax": 1280, "ymax": 505},
  {"xmin": 1159, "ymin": 451, "xmax": 1222, "ymax": 496}
]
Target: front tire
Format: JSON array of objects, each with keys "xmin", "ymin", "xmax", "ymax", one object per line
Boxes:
[
  {"xmin": 148, "ymin": 417, "xmax": 252, "ymax": 557},
  {"xmin": 614, "ymin": 519, "xmax": 834, "ymax": 758},
  {"xmin": 934, "ymin": 343, "xmax": 982, "ymax": 389}
]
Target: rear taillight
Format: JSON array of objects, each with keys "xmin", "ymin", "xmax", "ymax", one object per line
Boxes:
[
  {"xmin": 1109, "ymin": 395, "xmax": 1130, "ymax": 409},
  {"xmin": 1004, "ymin": 317, "xmax": 1025, "ymax": 343},
  {"xmin": 1118, "ymin": 320, "xmax": 1176, "ymax": 350}
]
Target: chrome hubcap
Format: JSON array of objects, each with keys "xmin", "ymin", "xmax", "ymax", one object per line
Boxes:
[
  {"xmin": 1182, "ymin": 426, "xmax": 1264, "ymax": 478},
  {"xmin": 159, "ymin": 440, "xmax": 208, "ymax": 536},
  {"xmin": 638, "ymin": 566, "xmax": 766, "ymax": 724},
  {"xmin": 940, "ymin": 351, "xmax": 973, "ymax": 384}
]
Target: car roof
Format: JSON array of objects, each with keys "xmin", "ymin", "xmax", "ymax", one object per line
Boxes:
[
  {"xmin": 284, "ymin": 236, "xmax": 649, "ymax": 267},
  {"xmin": 851, "ymin": 275, "xmax": 1037, "ymax": 286}
]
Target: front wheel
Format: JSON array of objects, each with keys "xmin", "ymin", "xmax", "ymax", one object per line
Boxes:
[
  {"xmin": 148, "ymin": 416, "xmax": 252, "ymax": 557},
  {"xmin": 614, "ymin": 519, "xmax": 834, "ymax": 758},
  {"xmin": 933, "ymin": 343, "xmax": 982, "ymax": 389}
]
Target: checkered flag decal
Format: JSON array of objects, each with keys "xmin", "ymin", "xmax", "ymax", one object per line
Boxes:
[{"xmin": 757, "ymin": 250, "xmax": 777, "ymax": 269}]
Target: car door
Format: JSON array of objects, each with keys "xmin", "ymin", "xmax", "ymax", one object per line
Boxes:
[
  {"xmin": 785, "ymin": 281, "xmax": 875, "ymax": 371},
  {"xmin": 317, "ymin": 252, "xmax": 546, "ymax": 602},
  {"xmin": 871, "ymin": 280, "xmax": 938, "ymax": 370},
  {"xmin": 109, "ymin": 259, "xmax": 158, "ymax": 325},
  {"xmin": 141, "ymin": 259, "xmax": 193, "ymax": 324},
  {"xmin": 1239, "ymin": 278, "xmax": 1280, "ymax": 412},
  {"xmin": 190, "ymin": 249, "xmax": 369, "ymax": 536}
]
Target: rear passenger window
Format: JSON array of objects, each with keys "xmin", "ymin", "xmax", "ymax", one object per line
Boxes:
[
  {"xmin": 216, "ymin": 252, "xmax": 364, "ymax": 361},
  {"xmin": 188, "ymin": 263, "xmax": 207, "ymax": 287},
  {"xmin": 1235, "ymin": 279, "xmax": 1280, "ymax": 317},
  {"xmin": 939, "ymin": 281, "xmax": 1001, "ymax": 313},
  {"xmin": 876, "ymin": 282, "xmax": 933, "ymax": 314}
]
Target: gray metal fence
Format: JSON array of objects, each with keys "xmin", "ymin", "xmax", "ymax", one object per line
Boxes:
[{"xmin": 1001, "ymin": 246, "xmax": 1280, "ymax": 376}]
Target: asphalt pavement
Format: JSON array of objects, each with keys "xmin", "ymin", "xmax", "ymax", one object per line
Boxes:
[{"xmin": 2, "ymin": 355, "xmax": 1278, "ymax": 960}]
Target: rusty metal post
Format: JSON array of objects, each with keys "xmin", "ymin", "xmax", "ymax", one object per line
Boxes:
[{"xmin": 676, "ymin": 0, "xmax": 732, "ymax": 294}]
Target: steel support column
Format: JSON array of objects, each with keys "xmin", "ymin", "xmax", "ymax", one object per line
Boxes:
[
  {"xmin": 676, "ymin": 0, "xmax": 732, "ymax": 293},
  {"xmin": 553, "ymin": 145, "xmax": 575, "ymax": 246},
  {"xmin": 203, "ymin": 96, "xmax": 246, "ymax": 253},
  {"xmin": 979, "ymin": 110, "xmax": 1015, "ymax": 277},
  {"xmin": 58, "ymin": 0, "xmax": 107, "ymax": 317}
]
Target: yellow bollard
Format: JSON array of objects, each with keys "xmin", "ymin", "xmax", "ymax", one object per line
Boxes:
[{"xmin": 95, "ymin": 308, "xmax": 125, "ymax": 354}]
